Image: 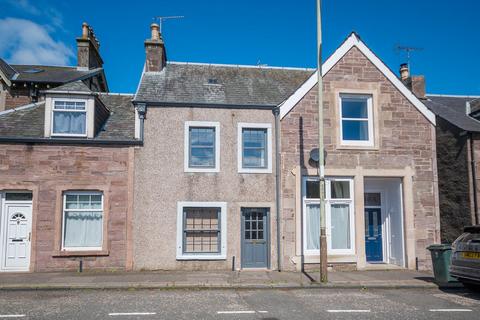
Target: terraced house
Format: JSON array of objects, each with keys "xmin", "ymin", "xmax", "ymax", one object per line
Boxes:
[
  {"xmin": 132, "ymin": 25, "xmax": 440, "ymax": 272},
  {"xmin": 0, "ymin": 22, "xmax": 443, "ymax": 273},
  {"xmin": 0, "ymin": 24, "xmax": 139, "ymax": 272}
]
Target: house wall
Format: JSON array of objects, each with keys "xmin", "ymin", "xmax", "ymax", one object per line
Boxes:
[
  {"xmin": 280, "ymin": 47, "xmax": 440, "ymax": 271},
  {"xmin": 4, "ymin": 89, "xmax": 32, "ymax": 111},
  {"xmin": 134, "ymin": 107, "xmax": 276, "ymax": 270},
  {"xmin": 472, "ymin": 133, "xmax": 480, "ymax": 226},
  {"xmin": 435, "ymin": 118, "xmax": 472, "ymax": 243},
  {"xmin": 0, "ymin": 144, "xmax": 134, "ymax": 272}
]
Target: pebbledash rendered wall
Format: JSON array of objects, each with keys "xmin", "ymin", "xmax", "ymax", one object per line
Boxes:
[
  {"xmin": 280, "ymin": 46, "xmax": 440, "ymax": 271},
  {"xmin": 133, "ymin": 107, "xmax": 276, "ymax": 270},
  {"xmin": 0, "ymin": 144, "xmax": 135, "ymax": 272}
]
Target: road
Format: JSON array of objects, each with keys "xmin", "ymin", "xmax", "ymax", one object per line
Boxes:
[{"xmin": 0, "ymin": 288, "xmax": 479, "ymax": 319}]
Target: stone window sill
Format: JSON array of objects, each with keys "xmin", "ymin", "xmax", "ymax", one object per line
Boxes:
[{"xmin": 52, "ymin": 250, "xmax": 109, "ymax": 257}]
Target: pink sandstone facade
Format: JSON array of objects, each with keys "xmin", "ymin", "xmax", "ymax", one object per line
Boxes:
[
  {"xmin": 280, "ymin": 46, "xmax": 440, "ymax": 271},
  {"xmin": 0, "ymin": 144, "xmax": 134, "ymax": 272}
]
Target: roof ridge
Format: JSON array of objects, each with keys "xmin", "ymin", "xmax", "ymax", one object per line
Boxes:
[
  {"xmin": 167, "ymin": 61, "xmax": 315, "ymax": 71},
  {"xmin": 98, "ymin": 92, "xmax": 134, "ymax": 96},
  {"xmin": 0, "ymin": 101, "xmax": 45, "ymax": 117},
  {"xmin": 427, "ymin": 93, "xmax": 480, "ymax": 99}
]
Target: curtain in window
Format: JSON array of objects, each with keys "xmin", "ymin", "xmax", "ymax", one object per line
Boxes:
[
  {"xmin": 330, "ymin": 203, "xmax": 350, "ymax": 249},
  {"xmin": 53, "ymin": 112, "xmax": 86, "ymax": 134},
  {"xmin": 331, "ymin": 181, "xmax": 350, "ymax": 198},
  {"xmin": 306, "ymin": 203, "xmax": 320, "ymax": 250},
  {"xmin": 64, "ymin": 211, "xmax": 102, "ymax": 247}
]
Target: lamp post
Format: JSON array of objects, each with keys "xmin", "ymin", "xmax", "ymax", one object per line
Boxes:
[{"xmin": 316, "ymin": 0, "xmax": 328, "ymax": 283}]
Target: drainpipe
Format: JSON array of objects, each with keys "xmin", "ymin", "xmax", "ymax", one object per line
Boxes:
[
  {"xmin": 273, "ymin": 106, "xmax": 282, "ymax": 271},
  {"xmin": 469, "ymin": 132, "xmax": 479, "ymax": 225},
  {"xmin": 136, "ymin": 103, "xmax": 147, "ymax": 142}
]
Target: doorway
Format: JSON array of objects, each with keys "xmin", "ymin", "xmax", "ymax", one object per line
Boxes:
[
  {"xmin": 364, "ymin": 178, "xmax": 405, "ymax": 267},
  {"xmin": 241, "ymin": 208, "xmax": 269, "ymax": 268},
  {"xmin": 0, "ymin": 192, "xmax": 33, "ymax": 272}
]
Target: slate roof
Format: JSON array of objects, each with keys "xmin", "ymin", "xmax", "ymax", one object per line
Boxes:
[
  {"xmin": 0, "ymin": 58, "xmax": 103, "ymax": 84},
  {"xmin": 45, "ymin": 80, "xmax": 93, "ymax": 93},
  {"xmin": 0, "ymin": 58, "xmax": 16, "ymax": 79},
  {"xmin": 425, "ymin": 95, "xmax": 480, "ymax": 132},
  {"xmin": 0, "ymin": 93, "xmax": 137, "ymax": 143},
  {"xmin": 134, "ymin": 62, "xmax": 314, "ymax": 107}
]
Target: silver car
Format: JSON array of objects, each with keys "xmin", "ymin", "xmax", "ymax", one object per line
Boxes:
[{"xmin": 450, "ymin": 225, "xmax": 480, "ymax": 290}]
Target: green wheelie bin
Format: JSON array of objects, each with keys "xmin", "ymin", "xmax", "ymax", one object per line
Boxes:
[{"xmin": 427, "ymin": 244, "xmax": 458, "ymax": 286}]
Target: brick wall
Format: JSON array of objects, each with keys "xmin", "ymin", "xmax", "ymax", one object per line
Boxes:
[
  {"xmin": 0, "ymin": 144, "xmax": 133, "ymax": 272},
  {"xmin": 5, "ymin": 90, "xmax": 32, "ymax": 110},
  {"xmin": 280, "ymin": 47, "xmax": 439, "ymax": 270}
]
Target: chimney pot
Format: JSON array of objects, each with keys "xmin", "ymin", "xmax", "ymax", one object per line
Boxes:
[
  {"xmin": 399, "ymin": 63, "xmax": 409, "ymax": 81},
  {"xmin": 82, "ymin": 22, "xmax": 89, "ymax": 39},
  {"xmin": 150, "ymin": 23, "xmax": 160, "ymax": 41}
]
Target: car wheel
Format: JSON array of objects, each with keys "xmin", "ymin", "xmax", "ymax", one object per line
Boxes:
[{"xmin": 461, "ymin": 280, "xmax": 480, "ymax": 292}]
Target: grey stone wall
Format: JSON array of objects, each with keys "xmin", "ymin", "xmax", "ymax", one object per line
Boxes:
[{"xmin": 435, "ymin": 117, "xmax": 472, "ymax": 243}]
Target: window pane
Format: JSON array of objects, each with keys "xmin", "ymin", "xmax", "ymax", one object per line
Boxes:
[
  {"xmin": 306, "ymin": 180, "xmax": 320, "ymax": 199},
  {"xmin": 184, "ymin": 207, "xmax": 220, "ymax": 254},
  {"xmin": 53, "ymin": 111, "xmax": 86, "ymax": 135},
  {"xmin": 66, "ymin": 194, "xmax": 102, "ymax": 210},
  {"xmin": 189, "ymin": 127, "xmax": 215, "ymax": 167},
  {"xmin": 331, "ymin": 203, "xmax": 350, "ymax": 249},
  {"xmin": 5, "ymin": 193, "xmax": 32, "ymax": 201},
  {"xmin": 242, "ymin": 128, "xmax": 267, "ymax": 168},
  {"xmin": 243, "ymin": 148, "xmax": 266, "ymax": 168},
  {"xmin": 342, "ymin": 120, "xmax": 368, "ymax": 141},
  {"xmin": 331, "ymin": 181, "xmax": 350, "ymax": 199},
  {"xmin": 341, "ymin": 97, "xmax": 368, "ymax": 118},
  {"xmin": 243, "ymin": 128, "xmax": 266, "ymax": 148},
  {"xmin": 190, "ymin": 147, "xmax": 215, "ymax": 167},
  {"xmin": 54, "ymin": 101, "xmax": 85, "ymax": 111},
  {"xmin": 365, "ymin": 193, "xmax": 381, "ymax": 206},
  {"xmin": 306, "ymin": 204, "xmax": 320, "ymax": 250},
  {"xmin": 63, "ymin": 211, "xmax": 102, "ymax": 247}
]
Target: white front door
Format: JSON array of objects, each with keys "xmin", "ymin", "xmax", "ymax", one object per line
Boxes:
[{"xmin": 1, "ymin": 203, "xmax": 32, "ymax": 271}]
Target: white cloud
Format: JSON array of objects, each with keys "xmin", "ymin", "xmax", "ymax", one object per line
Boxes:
[
  {"xmin": 0, "ymin": 18, "xmax": 74, "ymax": 66},
  {"xmin": 5, "ymin": 0, "xmax": 64, "ymax": 28}
]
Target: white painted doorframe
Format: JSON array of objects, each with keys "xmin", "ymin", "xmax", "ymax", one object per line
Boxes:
[{"xmin": 0, "ymin": 192, "xmax": 33, "ymax": 272}]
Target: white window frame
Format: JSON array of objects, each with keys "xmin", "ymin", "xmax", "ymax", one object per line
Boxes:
[
  {"xmin": 237, "ymin": 123, "xmax": 272, "ymax": 174},
  {"xmin": 51, "ymin": 98, "xmax": 88, "ymax": 137},
  {"xmin": 302, "ymin": 177, "xmax": 355, "ymax": 256},
  {"xmin": 61, "ymin": 191, "xmax": 103, "ymax": 251},
  {"xmin": 176, "ymin": 201, "xmax": 227, "ymax": 260},
  {"xmin": 184, "ymin": 121, "xmax": 220, "ymax": 173},
  {"xmin": 339, "ymin": 94, "xmax": 374, "ymax": 147}
]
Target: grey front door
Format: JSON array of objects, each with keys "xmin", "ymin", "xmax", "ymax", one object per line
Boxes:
[{"xmin": 241, "ymin": 208, "xmax": 269, "ymax": 268}]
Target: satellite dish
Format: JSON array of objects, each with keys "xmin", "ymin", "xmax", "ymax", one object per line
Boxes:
[{"xmin": 310, "ymin": 148, "xmax": 319, "ymax": 162}]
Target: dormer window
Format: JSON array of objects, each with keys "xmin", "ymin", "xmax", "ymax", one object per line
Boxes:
[{"xmin": 51, "ymin": 99, "xmax": 87, "ymax": 136}]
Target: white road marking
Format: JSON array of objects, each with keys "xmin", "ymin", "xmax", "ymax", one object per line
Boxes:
[
  {"xmin": 327, "ymin": 310, "xmax": 371, "ymax": 313},
  {"xmin": 429, "ymin": 309, "xmax": 472, "ymax": 312},
  {"xmin": 257, "ymin": 311, "xmax": 268, "ymax": 313},
  {"xmin": 0, "ymin": 316, "xmax": 26, "ymax": 319},
  {"xmin": 217, "ymin": 311, "xmax": 256, "ymax": 314},
  {"xmin": 109, "ymin": 312, "xmax": 156, "ymax": 316}
]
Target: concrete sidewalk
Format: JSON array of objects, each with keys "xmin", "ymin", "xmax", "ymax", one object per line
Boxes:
[{"xmin": 0, "ymin": 269, "xmax": 453, "ymax": 291}]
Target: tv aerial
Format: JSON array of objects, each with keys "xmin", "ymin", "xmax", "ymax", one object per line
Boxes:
[{"xmin": 153, "ymin": 16, "xmax": 184, "ymax": 33}]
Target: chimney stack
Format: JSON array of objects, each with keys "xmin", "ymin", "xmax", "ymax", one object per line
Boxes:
[
  {"xmin": 399, "ymin": 63, "xmax": 426, "ymax": 99},
  {"xmin": 144, "ymin": 23, "xmax": 166, "ymax": 72},
  {"xmin": 76, "ymin": 22, "xmax": 103, "ymax": 70}
]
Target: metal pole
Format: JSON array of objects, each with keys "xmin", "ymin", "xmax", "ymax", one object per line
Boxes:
[
  {"xmin": 273, "ymin": 107, "xmax": 282, "ymax": 271},
  {"xmin": 317, "ymin": 0, "xmax": 328, "ymax": 283}
]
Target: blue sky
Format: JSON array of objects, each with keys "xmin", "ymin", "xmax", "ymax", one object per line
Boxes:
[{"xmin": 1, "ymin": 0, "xmax": 478, "ymax": 95}]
